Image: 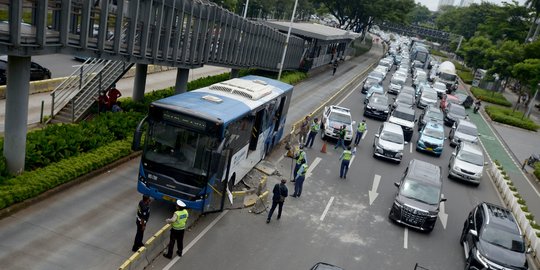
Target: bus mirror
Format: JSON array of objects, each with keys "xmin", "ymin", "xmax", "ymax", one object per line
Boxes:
[{"xmin": 132, "ymin": 116, "xmax": 148, "ymax": 151}]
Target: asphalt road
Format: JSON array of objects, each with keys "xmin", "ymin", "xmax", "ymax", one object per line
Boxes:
[
  {"xmin": 0, "ymin": 43, "xmax": 525, "ymax": 270},
  {"xmin": 32, "ymin": 54, "xmax": 84, "ymax": 78},
  {"xmin": 153, "ymin": 62, "xmax": 506, "ymax": 270}
]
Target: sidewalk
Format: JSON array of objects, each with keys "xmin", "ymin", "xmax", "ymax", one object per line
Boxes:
[{"xmin": 458, "ymin": 83, "xmax": 540, "ymax": 219}]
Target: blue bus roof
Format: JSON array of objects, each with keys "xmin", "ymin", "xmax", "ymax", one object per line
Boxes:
[{"xmin": 153, "ymin": 75, "xmax": 293, "ymax": 125}]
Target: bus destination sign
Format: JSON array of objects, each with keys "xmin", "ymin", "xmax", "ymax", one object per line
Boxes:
[{"xmin": 162, "ymin": 111, "xmax": 207, "ymax": 130}]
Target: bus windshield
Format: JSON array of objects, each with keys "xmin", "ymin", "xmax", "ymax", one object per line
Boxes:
[{"xmin": 144, "ymin": 121, "xmax": 218, "ymax": 176}]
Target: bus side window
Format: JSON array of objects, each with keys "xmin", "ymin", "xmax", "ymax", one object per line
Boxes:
[
  {"xmin": 274, "ymin": 96, "xmax": 286, "ymax": 132},
  {"xmin": 249, "ymin": 109, "xmax": 265, "ymax": 151}
]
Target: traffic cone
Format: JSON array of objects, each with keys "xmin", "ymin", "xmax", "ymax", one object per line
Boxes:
[{"xmin": 321, "ymin": 142, "xmax": 327, "ymax": 153}]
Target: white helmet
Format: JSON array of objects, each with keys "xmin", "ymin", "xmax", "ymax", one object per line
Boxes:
[{"xmin": 176, "ymin": 200, "xmax": 186, "ymax": 207}]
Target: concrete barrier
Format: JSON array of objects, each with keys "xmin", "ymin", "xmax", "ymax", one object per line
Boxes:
[
  {"xmin": 119, "ymin": 224, "xmax": 171, "ymax": 270},
  {"xmin": 488, "ymin": 163, "xmax": 540, "ymax": 265},
  {"xmin": 0, "ymin": 65, "xmax": 174, "ymax": 99}
]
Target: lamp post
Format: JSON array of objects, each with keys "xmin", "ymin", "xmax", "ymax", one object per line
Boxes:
[
  {"xmin": 277, "ymin": 0, "xmax": 299, "ymax": 80},
  {"xmin": 243, "ymin": 0, "xmax": 249, "ymax": 18},
  {"xmin": 526, "ymin": 83, "xmax": 540, "ymax": 118}
]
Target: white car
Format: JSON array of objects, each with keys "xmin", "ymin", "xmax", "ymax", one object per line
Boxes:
[
  {"xmin": 388, "ymin": 73, "xmax": 406, "ymax": 94},
  {"xmin": 449, "ymin": 119, "xmax": 479, "ymax": 146},
  {"xmin": 448, "ymin": 142, "xmax": 485, "ymax": 186},
  {"xmin": 374, "ymin": 65, "xmax": 389, "ymax": 79},
  {"xmin": 373, "ymin": 122, "xmax": 406, "ymax": 163},
  {"xmin": 321, "ymin": 105, "xmax": 355, "ymax": 144},
  {"xmin": 432, "ymin": 81, "xmax": 447, "ymax": 97}
]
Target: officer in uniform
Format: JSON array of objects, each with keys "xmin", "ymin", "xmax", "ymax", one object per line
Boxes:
[
  {"xmin": 163, "ymin": 200, "xmax": 189, "ymax": 259},
  {"xmin": 132, "ymin": 195, "xmax": 151, "ymax": 252},
  {"xmin": 293, "ymin": 144, "xmax": 307, "ymax": 181},
  {"xmin": 334, "ymin": 125, "xmax": 347, "ymax": 150},
  {"xmin": 305, "ymin": 118, "xmax": 320, "ymax": 148},
  {"xmin": 292, "ymin": 160, "xmax": 308, "ymax": 198},
  {"xmin": 339, "ymin": 146, "xmax": 353, "ymax": 179},
  {"xmin": 354, "ymin": 120, "xmax": 367, "ymax": 146}
]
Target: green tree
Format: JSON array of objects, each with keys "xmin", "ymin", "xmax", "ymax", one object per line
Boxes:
[
  {"xmin": 512, "ymin": 59, "xmax": 540, "ymax": 111},
  {"xmin": 436, "ymin": 3, "xmax": 499, "ymax": 39},
  {"xmin": 524, "ymin": 39, "xmax": 540, "ymax": 58},
  {"xmin": 485, "ymin": 40, "xmax": 524, "ymax": 90},
  {"xmin": 406, "ymin": 3, "xmax": 432, "ymax": 25},
  {"xmin": 477, "ymin": 2, "xmax": 529, "ymax": 42},
  {"xmin": 460, "ymin": 36, "xmax": 494, "ymax": 71}
]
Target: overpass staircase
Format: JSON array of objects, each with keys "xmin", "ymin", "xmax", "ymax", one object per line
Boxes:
[{"xmin": 49, "ymin": 58, "xmax": 133, "ymax": 123}]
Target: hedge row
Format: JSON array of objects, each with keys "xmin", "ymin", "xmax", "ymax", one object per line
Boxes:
[
  {"xmin": 430, "ymin": 49, "xmax": 447, "ymax": 58},
  {"xmin": 535, "ymin": 163, "xmax": 540, "ymax": 181},
  {"xmin": 0, "ymin": 139, "xmax": 133, "ymax": 210},
  {"xmin": 485, "ymin": 105, "xmax": 540, "ymax": 131},
  {"xmin": 457, "ymin": 70, "xmax": 474, "ymax": 84},
  {"xmin": 470, "ymin": 87, "xmax": 512, "ymax": 107}
]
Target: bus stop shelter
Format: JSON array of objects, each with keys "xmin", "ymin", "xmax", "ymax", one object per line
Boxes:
[{"xmin": 264, "ymin": 21, "xmax": 361, "ymax": 71}]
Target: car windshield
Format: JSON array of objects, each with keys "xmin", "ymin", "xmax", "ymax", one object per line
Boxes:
[
  {"xmin": 457, "ymin": 150, "xmax": 483, "ymax": 166},
  {"xmin": 397, "ymin": 94, "xmax": 414, "ymax": 105},
  {"xmin": 423, "ymin": 127, "xmax": 444, "ymax": 139},
  {"xmin": 433, "ymin": 83, "xmax": 446, "ymax": 91},
  {"xmin": 449, "ymin": 105, "xmax": 466, "ymax": 117},
  {"xmin": 391, "ymin": 77, "xmax": 405, "ymax": 84},
  {"xmin": 439, "ymin": 73, "xmax": 457, "ymax": 81},
  {"xmin": 370, "ymin": 72, "xmax": 384, "ymax": 79},
  {"xmin": 455, "ymin": 93, "xmax": 468, "ymax": 103},
  {"xmin": 426, "ymin": 110, "xmax": 444, "ymax": 121},
  {"xmin": 393, "ymin": 109, "xmax": 415, "ymax": 121},
  {"xmin": 144, "ymin": 121, "xmax": 217, "ymax": 176},
  {"xmin": 481, "ymin": 226, "xmax": 525, "ymax": 252},
  {"xmin": 329, "ymin": 112, "xmax": 351, "ymax": 124},
  {"xmin": 457, "ymin": 124, "xmax": 477, "ymax": 136},
  {"xmin": 369, "ymin": 86, "xmax": 384, "ymax": 94},
  {"xmin": 401, "ymin": 179, "xmax": 440, "ymax": 205},
  {"xmin": 372, "ymin": 95, "xmax": 388, "ymax": 105},
  {"xmin": 381, "ymin": 131, "xmax": 403, "ymax": 144},
  {"xmin": 447, "ymin": 96, "xmax": 460, "ymax": 104},
  {"xmin": 422, "ymin": 91, "xmax": 437, "ymax": 100}
]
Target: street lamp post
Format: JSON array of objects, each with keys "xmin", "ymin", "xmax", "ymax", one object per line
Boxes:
[
  {"xmin": 277, "ymin": 0, "xmax": 299, "ymax": 80},
  {"xmin": 243, "ymin": 0, "xmax": 249, "ymax": 18}
]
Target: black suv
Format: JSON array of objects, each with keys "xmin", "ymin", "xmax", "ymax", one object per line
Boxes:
[
  {"xmin": 389, "ymin": 159, "xmax": 445, "ymax": 232},
  {"xmin": 364, "ymin": 93, "xmax": 390, "ymax": 120},
  {"xmin": 461, "ymin": 202, "xmax": 529, "ymax": 270}
]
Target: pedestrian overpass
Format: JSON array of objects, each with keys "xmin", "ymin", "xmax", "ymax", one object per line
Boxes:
[
  {"xmin": 378, "ymin": 21, "xmax": 458, "ymax": 49},
  {"xmin": 0, "ymin": 0, "xmax": 307, "ymax": 174}
]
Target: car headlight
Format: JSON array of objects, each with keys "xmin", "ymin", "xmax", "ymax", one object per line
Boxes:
[
  {"xmin": 452, "ymin": 164, "xmax": 460, "ymax": 172},
  {"xmin": 367, "ymin": 105, "xmax": 373, "ymax": 110},
  {"xmin": 475, "ymin": 249, "xmax": 489, "ymax": 268},
  {"xmin": 375, "ymin": 144, "xmax": 384, "ymax": 153},
  {"xmin": 396, "ymin": 151, "xmax": 403, "ymax": 157},
  {"xmin": 417, "ymin": 140, "xmax": 425, "ymax": 147},
  {"xmin": 393, "ymin": 200, "xmax": 403, "ymax": 208},
  {"xmin": 428, "ymin": 211, "xmax": 438, "ymax": 218},
  {"xmin": 383, "ymin": 110, "xmax": 389, "ymax": 113}
]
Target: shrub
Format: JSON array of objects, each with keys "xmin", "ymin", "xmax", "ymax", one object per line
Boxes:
[
  {"xmin": 517, "ymin": 198, "xmax": 526, "ymax": 205},
  {"xmin": 457, "ymin": 70, "xmax": 473, "ymax": 84},
  {"xmin": 526, "ymin": 213, "xmax": 535, "ymax": 221},
  {"xmin": 509, "ymin": 186, "xmax": 517, "ymax": 192},
  {"xmin": 429, "ymin": 49, "xmax": 447, "ymax": 58},
  {"xmin": 494, "ymin": 160, "xmax": 500, "ymax": 166},
  {"xmin": 485, "ymin": 105, "xmax": 540, "ymax": 131},
  {"xmin": 532, "ymin": 222, "xmax": 540, "ymax": 230},
  {"xmin": 470, "ymin": 87, "xmax": 512, "ymax": 107},
  {"xmin": 0, "ymin": 139, "xmax": 133, "ymax": 210},
  {"xmin": 521, "ymin": 206, "xmax": 529, "ymax": 212},
  {"xmin": 535, "ymin": 163, "xmax": 540, "ymax": 181}
]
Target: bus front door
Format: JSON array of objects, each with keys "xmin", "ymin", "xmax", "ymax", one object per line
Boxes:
[{"xmin": 249, "ymin": 109, "xmax": 265, "ymax": 151}]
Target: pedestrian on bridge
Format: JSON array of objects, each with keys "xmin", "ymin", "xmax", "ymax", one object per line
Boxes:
[
  {"xmin": 354, "ymin": 120, "xmax": 367, "ymax": 146},
  {"xmin": 339, "ymin": 146, "xmax": 353, "ymax": 179},
  {"xmin": 132, "ymin": 195, "xmax": 151, "ymax": 252},
  {"xmin": 163, "ymin": 200, "xmax": 189, "ymax": 259},
  {"xmin": 305, "ymin": 117, "xmax": 320, "ymax": 148},
  {"xmin": 267, "ymin": 179, "xmax": 288, "ymax": 223},
  {"xmin": 292, "ymin": 160, "xmax": 308, "ymax": 198}
]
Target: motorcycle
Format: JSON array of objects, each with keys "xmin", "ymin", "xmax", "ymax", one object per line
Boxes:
[
  {"xmin": 473, "ymin": 101, "xmax": 481, "ymax": 114},
  {"xmin": 527, "ymin": 154, "xmax": 540, "ymax": 168}
]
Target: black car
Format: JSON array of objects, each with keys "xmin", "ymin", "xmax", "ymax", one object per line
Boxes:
[
  {"xmin": 461, "ymin": 202, "xmax": 530, "ymax": 270},
  {"xmin": 389, "ymin": 159, "xmax": 445, "ymax": 232},
  {"xmin": 0, "ymin": 55, "xmax": 52, "ymax": 85},
  {"xmin": 443, "ymin": 103, "xmax": 467, "ymax": 127},
  {"xmin": 310, "ymin": 262, "xmax": 344, "ymax": 270},
  {"xmin": 364, "ymin": 93, "xmax": 390, "ymax": 120}
]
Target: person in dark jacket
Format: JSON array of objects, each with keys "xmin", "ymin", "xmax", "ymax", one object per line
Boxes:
[
  {"xmin": 266, "ymin": 179, "xmax": 288, "ymax": 223},
  {"xmin": 132, "ymin": 195, "xmax": 151, "ymax": 252}
]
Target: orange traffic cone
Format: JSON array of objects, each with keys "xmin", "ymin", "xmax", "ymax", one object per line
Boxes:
[{"xmin": 320, "ymin": 142, "xmax": 327, "ymax": 153}]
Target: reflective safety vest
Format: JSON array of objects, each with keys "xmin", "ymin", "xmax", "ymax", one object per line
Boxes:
[
  {"xmin": 172, "ymin": 209, "xmax": 189, "ymax": 230},
  {"xmin": 357, "ymin": 123, "xmax": 367, "ymax": 133},
  {"xmin": 299, "ymin": 163, "xmax": 309, "ymax": 176},
  {"xmin": 296, "ymin": 150, "xmax": 306, "ymax": 164},
  {"xmin": 342, "ymin": 150, "xmax": 352, "ymax": 161},
  {"xmin": 310, "ymin": 122, "xmax": 320, "ymax": 132}
]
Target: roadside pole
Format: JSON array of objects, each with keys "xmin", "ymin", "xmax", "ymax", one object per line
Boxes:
[{"xmin": 277, "ymin": 0, "xmax": 299, "ymax": 80}]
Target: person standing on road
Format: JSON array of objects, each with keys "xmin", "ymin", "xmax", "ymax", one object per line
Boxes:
[
  {"xmin": 354, "ymin": 120, "xmax": 367, "ymax": 146},
  {"xmin": 267, "ymin": 179, "xmax": 288, "ymax": 223},
  {"xmin": 292, "ymin": 160, "xmax": 308, "ymax": 198},
  {"xmin": 163, "ymin": 200, "xmax": 189, "ymax": 259},
  {"xmin": 298, "ymin": 115, "xmax": 310, "ymax": 144},
  {"xmin": 305, "ymin": 118, "xmax": 320, "ymax": 148},
  {"xmin": 339, "ymin": 146, "xmax": 353, "ymax": 179},
  {"xmin": 132, "ymin": 195, "xmax": 151, "ymax": 252},
  {"xmin": 107, "ymin": 84, "xmax": 122, "ymax": 109},
  {"xmin": 332, "ymin": 61, "xmax": 338, "ymax": 76},
  {"xmin": 293, "ymin": 144, "xmax": 307, "ymax": 181},
  {"xmin": 334, "ymin": 125, "xmax": 347, "ymax": 150}
]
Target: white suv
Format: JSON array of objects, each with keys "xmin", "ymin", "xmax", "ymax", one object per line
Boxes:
[{"xmin": 321, "ymin": 105, "xmax": 354, "ymax": 144}]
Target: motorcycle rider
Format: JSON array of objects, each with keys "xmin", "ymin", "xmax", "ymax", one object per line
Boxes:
[{"xmin": 473, "ymin": 99, "xmax": 482, "ymax": 113}]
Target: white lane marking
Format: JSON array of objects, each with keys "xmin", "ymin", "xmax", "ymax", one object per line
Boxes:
[
  {"xmin": 368, "ymin": 174, "xmax": 381, "ymax": 205},
  {"xmin": 276, "ymin": 150, "xmax": 288, "ymax": 164},
  {"xmin": 409, "ymin": 142, "xmax": 413, "ymax": 153},
  {"xmin": 306, "ymin": 157, "xmax": 322, "ymax": 178},
  {"xmin": 476, "ymin": 111, "xmax": 540, "ymax": 198},
  {"xmin": 163, "ymin": 210, "xmax": 229, "ymax": 270},
  {"xmin": 403, "ymin": 228, "xmax": 408, "ymax": 249},
  {"xmin": 320, "ymin": 196, "xmax": 335, "ymax": 221},
  {"xmin": 438, "ymin": 193, "xmax": 448, "ymax": 229},
  {"xmin": 361, "ymin": 130, "xmax": 368, "ymax": 140}
]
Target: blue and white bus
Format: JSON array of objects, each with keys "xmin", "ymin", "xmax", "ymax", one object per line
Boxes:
[{"xmin": 132, "ymin": 75, "xmax": 293, "ymax": 212}]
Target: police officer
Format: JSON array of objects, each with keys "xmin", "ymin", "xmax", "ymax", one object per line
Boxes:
[
  {"xmin": 163, "ymin": 200, "xmax": 189, "ymax": 259},
  {"xmin": 132, "ymin": 195, "xmax": 151, "ymax": 252},
  {"xmin": 292, "ymin": 160, "xmax": 308, "ymax": 198},
  {"xmin": 339, "ymin": 146, "xmax": 353, "ymax": 179},
  {"xmin": 355, "ymin": 120, "xmax": 367, "ymax": 146},
  {"xmin": 293, "ymin": 144, "xmax": 307, "ymax": 181},
  {"xmin": 334, "ymin": 125, "xmax": 347, "ymax": 150},
  {"xmin": 305, "ymin": 118, "xmax": 320, "ymax": 148}
]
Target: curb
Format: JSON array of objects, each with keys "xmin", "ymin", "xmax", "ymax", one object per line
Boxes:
[{"xmin": 0, "ymin": 151, "xmax": 142, "ymax": 220}]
